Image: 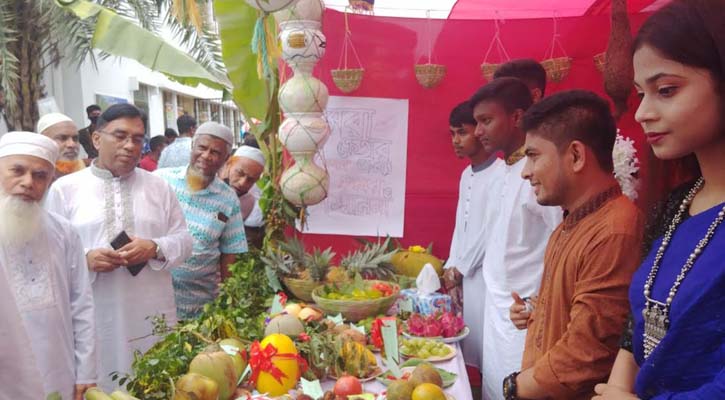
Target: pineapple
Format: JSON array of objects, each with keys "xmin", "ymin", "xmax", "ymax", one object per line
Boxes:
[
  {"xmin": 305, "ymin": 247, "xmax": 335, "ymax": 282},
  {"xmin": 341, "ymin": 237, "xmax": 397, "ymax": 280},
  {"xmin": 260, "ymin": 246, "xmax": 296, "ymax": 278}
]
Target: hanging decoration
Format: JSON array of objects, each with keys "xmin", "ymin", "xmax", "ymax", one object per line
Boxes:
[
  {"xmin": 331, "ymin": 8, "xmax": 365, "ymax": 93},
  {"xmin": 246, "ymin": 0, "xmax": 300, "ymax": 13},
  {"xmin": 348, "ymin": 0, "xmax": 375, "ymax": 14},
  {"xmin": 604, "ymin": 0, "xmax": 635, "ymax": 119},
  {"xmin": 276, "ymin": 0, "xmax": 331, "ymax": 208},
  {"xmin": 480, "ymin": 17, "xmax": 510, "ymax": 81},
  {"xmin": 540, "ymin": 13, "xmax": 572, "ymax": 83},
  {"xmin": 414, "ymin": 10, "xmax": 446, "ymax": 89}
]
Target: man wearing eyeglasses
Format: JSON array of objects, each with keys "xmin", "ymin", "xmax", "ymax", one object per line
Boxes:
[{"xmin": 46, "ymin": 103, "xmax": 193, "ymax": 392}]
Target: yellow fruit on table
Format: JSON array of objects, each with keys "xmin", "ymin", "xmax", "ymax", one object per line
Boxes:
[
  {"xmin": 284, "ymin": 303, "xmax": 303, "ymax": 318},
  {"xmin": 411, "ymin": 383, "xmax": 446, "ymax": 400},
  {"xmin": 188, "ymin": 351, "xmax": 238, "ymax": 400},
  {"xmin": 174, "ymin": 373, "xmax": 220, "ymax": 400},
  {"xmin": 256, "ymin": 334, "xmax": 301, "ymax": 396},
  {"xmin": 391, "ymin": 251, "xmax": 443, "ymax": 277}
]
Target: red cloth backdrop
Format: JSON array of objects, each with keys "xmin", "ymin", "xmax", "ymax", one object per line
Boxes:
[{"xmin": 288, "ymin": 10, "xmax": 652, "ymax": 261}]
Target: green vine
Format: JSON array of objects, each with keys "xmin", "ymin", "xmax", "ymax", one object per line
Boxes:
[{"xmin": 118, "ymin": 253, "xmax": 275, "ymax": 399}]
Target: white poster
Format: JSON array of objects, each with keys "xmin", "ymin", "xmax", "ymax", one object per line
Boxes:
[{"xmin": 298, "ymin": 96, "xmax": 409, "ymax": 237}]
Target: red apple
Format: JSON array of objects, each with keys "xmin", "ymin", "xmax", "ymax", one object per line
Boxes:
[{"xmin": 333, "ymin": 375, "xmax": 363, "ymax": 397}]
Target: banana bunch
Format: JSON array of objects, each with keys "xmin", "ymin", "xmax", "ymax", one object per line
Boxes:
[{"xmin": 333, "ymin": 337, "xmax": 378, "ymax": 378}]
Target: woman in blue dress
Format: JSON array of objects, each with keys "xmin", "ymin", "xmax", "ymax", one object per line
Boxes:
[{"xmin": 594, "ymin": 0, "xmax": 725, "ymax": 399}]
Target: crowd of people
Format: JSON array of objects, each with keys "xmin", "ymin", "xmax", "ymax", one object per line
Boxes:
[
  {"xmin": 0, "ymin": 0, "xmax": 722, "ymax": 399},
  {"xmin": 440, "ymin": 1, "xmax": 724, "ymax": 399}
]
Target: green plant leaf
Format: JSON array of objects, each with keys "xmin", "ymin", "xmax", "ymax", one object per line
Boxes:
[
  {"xmin": 213, "ymin": 0, "xmax": 272, "ymax": 121},
  {"xmin": 56, "ymin": 0, "xmax": 231, "ymax": 91}
]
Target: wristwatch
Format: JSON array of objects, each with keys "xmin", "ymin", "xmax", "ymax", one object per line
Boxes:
[
  {"xmin": 152, "ymin": 240, "xmax": 165, "ymax": 261},
  {"xmin": 503, "ymin": 371, "xmax": 521, "ymax": 400}
]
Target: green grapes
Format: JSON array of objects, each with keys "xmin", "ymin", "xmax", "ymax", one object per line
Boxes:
[{"xmin": 400, "ymin": 338, "xmax": 451, "ymax": 359}]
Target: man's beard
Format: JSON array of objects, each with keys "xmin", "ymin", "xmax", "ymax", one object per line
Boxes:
[
  {"xmin": 0, "ymin": 190, "xmax": 43, "ymax": 247},
  {"xmin": 186, "ymin": 165, "xmax": 213, "ymax": 192},
  {"xmin": 55, "ymin": 159, "xmax": 85, "ymax": 176}
]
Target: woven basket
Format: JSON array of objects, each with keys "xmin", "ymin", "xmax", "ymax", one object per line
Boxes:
[
  {"xmin": 541, "ymin": 57, "xmax": 572, "ymax": 83},
  {"xmin": 282, "ymin": 277, "xmax": 323, "ymax": 303},
  {"xmin": 415, "ymin": 64, "xmax": 446, "ymax": 89},
  {"xmin": 480, "ymin": 62, "xmax": 500, "ymax": 81},
  {"xmin": 312, "ymin": 280, "xmax": 400, "ymax": 322},
  {"xmin": 593, "ymin": 52, "xmax": 606, "ymax": 73},
  {"xmin": 331, "ymin": 68, "xmax": 364, "ymax": 93}
]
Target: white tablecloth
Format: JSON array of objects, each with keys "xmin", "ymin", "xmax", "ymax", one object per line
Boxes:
[{"xmin": 321, "ymin": 343, "xmax": 473, "ymax": 400}]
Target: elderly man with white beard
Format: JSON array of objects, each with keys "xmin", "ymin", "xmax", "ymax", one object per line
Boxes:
[
  {"xmin": 37, "ymin": 112, "xmax": 86, "ymax": 179},
  {"xmin": 0, "ymin": 132, "xmax": 96, "ymax": 400}
]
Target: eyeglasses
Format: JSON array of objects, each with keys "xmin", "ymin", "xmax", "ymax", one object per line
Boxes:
[{"xmin": 99, "ymin": 130, "xmax": 145, "ymax": 146}]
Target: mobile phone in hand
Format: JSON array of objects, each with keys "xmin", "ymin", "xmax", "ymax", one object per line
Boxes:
[{"xmin": 110, "ymin": 230, "xmax": 146, "ymax": 276}]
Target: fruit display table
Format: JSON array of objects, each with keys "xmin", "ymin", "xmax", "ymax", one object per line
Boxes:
[{"xmin": 320, "ymin": 343, "xmax": 474, "ymax": 400}]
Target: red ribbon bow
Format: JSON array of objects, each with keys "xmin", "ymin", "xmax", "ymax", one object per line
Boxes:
[{"xmin": 248, "ymin": 341, "xmax": 308, "ymax": 386}]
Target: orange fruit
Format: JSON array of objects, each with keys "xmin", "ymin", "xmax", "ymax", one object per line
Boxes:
[{"xmin": 411, "ymin": 383, "xmax": 446, "ymax": 400}]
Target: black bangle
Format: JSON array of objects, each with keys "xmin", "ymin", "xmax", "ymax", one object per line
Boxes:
[{"xmin": 503, "ymin": 371, "xmax": 521, "ymax": 400}]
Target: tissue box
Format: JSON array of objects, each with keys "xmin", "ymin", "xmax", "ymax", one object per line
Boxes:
[
  {"xmin": 414, "ymin": 292, "xmax": 453, "ymax": 316},
  {"xmin": 399, "ymin": 289, "xmax": 452, "ymax": 316},
  {"xmin": 396, "ymin": 289, "xmax": 417, "ymax": 315}
]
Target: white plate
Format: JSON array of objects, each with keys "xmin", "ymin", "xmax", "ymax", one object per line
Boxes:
[
  {"xmin": 402, "ymin": 326, "xmax": 470, "ymax": 344},
  {"xmin": 400, "ymin": 343, "xmax": 457, "ymax": 363}
]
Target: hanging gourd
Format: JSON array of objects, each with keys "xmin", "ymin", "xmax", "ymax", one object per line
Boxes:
[{"xmin": 276, "ymin": 0, "xmax": 331, "ymax": 207}]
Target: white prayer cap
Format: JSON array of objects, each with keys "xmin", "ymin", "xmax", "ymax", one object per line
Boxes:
[
  {"xmin": 234, "ymin": 145, "xmax": 265, "ymax": 167},
  {"xmin": 196, "ymin": 121, "xmax": 234, "ymax": 145},
  {"xmin": 0, "ymin": 131, "xmax": 59, "ymax": 165},
  {"xmin": 37, "ymin": 112, "xmax": 74, "ymax": 134}
]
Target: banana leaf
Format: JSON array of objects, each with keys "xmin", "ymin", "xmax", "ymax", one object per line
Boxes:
[
  {"xmin": 213, "ymin": 0, "xmax": 275, "ymax": 121},
  {"xmin": 55, "ymin": 0, "xmax": 231, "ymax": 91}
]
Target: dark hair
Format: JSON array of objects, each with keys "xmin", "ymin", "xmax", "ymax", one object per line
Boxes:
[
  {"xmin": 177, "ymin": 115, "xmax": 197, "ymax": 134},
  {"xmin": 96, "ymin": 103, "xmax": 147, "ymax": 132},
  {"xmin": 493, "ymin": 59, "xmax": 547, "ymax": 96},
  {"xmin": 449, "ymin": 101, "xmax": 476, "ymax": 127},
  {"xmin": 164, "ymin": 128, "xmax": 178, "ymax": 138},
  {"xmin": 522, "ymin": 90, "xmax": 616, "ymax": 172},
  {"xmin": 634, "ymin": 0, "xmax": 724, "ymax": 93},
  {"xmin": 149, "ymin": 135, "xmax": 167, "ymax": 152},
  {"xmin": 243, "ymin": 134, "xmax": 259, "ymax": 149},
  {"xmin": 86, "ymin": 104, "xmax": 101, "ymax": 115},
  {"xmin": 469, "ymin": 77, "xmax": 533, "ymax": 114}
]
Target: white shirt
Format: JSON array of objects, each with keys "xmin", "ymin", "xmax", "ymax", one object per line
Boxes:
[
  {"xmin": 443, "ymin": 157, "xmax": 503, "ymax": 371},
  {"xmin": 46, "ymin": 165, "xmax": 193, "ymax": 391},
  {"xmin": 480, "ymin": 158, "xmax": 562, "ymax": 400},
  {"xmin": 444, "ymin": 157, "xmax": 503, "ymax": 276},
  {"xmin": 0, "ymin": 211, "xmax": 96, "ymax": 400},
  {"xmin": 243, "ymin": 185, "xmax": 264, "ymax": 228}
]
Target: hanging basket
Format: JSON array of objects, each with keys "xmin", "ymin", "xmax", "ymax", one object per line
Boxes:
[
  {"xmin": 593, "ymin": 52, "xmax": 606, "ymax": 73},
  {"xmin": 541, "ymin": 57, "xmax": 572, "ymax": 83},
  {"xmin": 415, "ymin": 64, "xmax": 446, "ymax": 89},
  {"xmin": 480, "ymin": 63, "xmax": 500, "ymax": 81},
  {"xmin": 331, "ymin": 68, "xmax": 364, "ymax": 93}
]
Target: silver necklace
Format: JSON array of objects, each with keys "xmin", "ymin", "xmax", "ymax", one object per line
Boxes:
[{"xmin": 642, "ymin": 177, "xmax": 725, "ymax": 358}]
